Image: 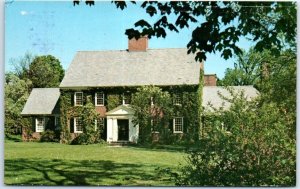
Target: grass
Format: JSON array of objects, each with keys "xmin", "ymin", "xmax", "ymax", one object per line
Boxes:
[{"xmin": 4, "ymin": 137, "xmax": 187, "ymax": 186}]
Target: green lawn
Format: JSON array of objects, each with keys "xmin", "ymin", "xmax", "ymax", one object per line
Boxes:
[{"xmin": 4, "ymin": 138, "xmax": 187, "ymax": 186}]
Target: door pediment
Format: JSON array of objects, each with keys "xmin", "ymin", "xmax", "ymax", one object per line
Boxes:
[{"xmin": 106, "ymin": 105, "xmax": 134, "ymax": 116}]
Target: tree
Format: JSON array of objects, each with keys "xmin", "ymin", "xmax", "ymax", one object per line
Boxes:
[
  {"xmin": 74, "ymin": 1, "xmax": 296, "ymax": 62},
  {"xmin": 5, "ymin": 73, "xmax": 32, "ymax": 135},
  {"xmin": 175, "ymin": 48, "xmax": 296, "ymax": 186},
  {"xmin": 28, "ymin": 55, "xmax": 65, "ymax": 88},
  {"xmin": 9, "ymin": 52, "xmax": 34, "ymax": 79},
  {"xmin": 131, "ymin": 85, "xmax": 173, "ymax": 144},
  {"xmin": 257, "ymin": 50, "xmax": 296, "ymax": 139},
  {"xmin": 218, "ymin": 48, "xmax": 266, "ymax": 86},
  {"xmin": 175, "ymin": 88, "xmax": 296, "ymax": 186}
]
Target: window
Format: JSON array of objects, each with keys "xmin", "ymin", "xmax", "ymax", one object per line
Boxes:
[
  {"xmin": 173, "ymin": 117, "xmax": 183, "ymax": 133},
  {"xmin": 95, "ymin": 92, "xmax": 105, "ymax": 106},
  {"xmin": 95, "ymin": 118, "xmax": 105, "ymax": 131},
  {"xmin": 174, "ymin": 93, "xmax": 182, "ymax": 105},
  {"xmin": 74, "ymin": 117, "xmax": 83, "ymax": 133},
  {"xmin": 36, "ymin": 117, "xmax": 45, "ymax": 132},
  {"xmin": 150, "ymin": 97, "xmax": 154, "ymax": 106},
  {"xmin": 74, "ymin": 92, "xmax": 83, "ymax": 106},
  {"xmin": 122, "ymin": 93, "xmax": 131, "ymax": 105}
]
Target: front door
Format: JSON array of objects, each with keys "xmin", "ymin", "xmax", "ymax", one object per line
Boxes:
[{"xmin": 118, "ymin": 119, "xmax": 129, "ymax": 141}]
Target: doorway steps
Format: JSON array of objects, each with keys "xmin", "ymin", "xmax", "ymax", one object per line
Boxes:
[{"xmin": 109, "ymin": 141, "xmax": 130, "ymax": 147}]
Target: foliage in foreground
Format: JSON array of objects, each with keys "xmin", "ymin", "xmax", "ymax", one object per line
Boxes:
[
  {"xmin": 76, "ymin": 1, "xmax": 296, "ymax": 62},
  {"xmin": 175, "ymin": 88, "xmax": 296, "ymax": 186}
]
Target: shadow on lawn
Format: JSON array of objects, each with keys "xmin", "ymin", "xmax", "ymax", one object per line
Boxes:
[
  {"xmin": 5, "ymin": 158, "xmax": 173, "ymax": 186},
  {"xmin": 126, "ymin": 144, "xmax": 188, "ymax": 153}
]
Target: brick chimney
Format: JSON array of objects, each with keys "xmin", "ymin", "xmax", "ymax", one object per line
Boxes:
[
  {"xmin": 128, "ymin": 36, "xmax": 148, "ymax": 51},
  {"xmin": 204, "ymin": 74, "xmax": 217, "ymax": 86}
]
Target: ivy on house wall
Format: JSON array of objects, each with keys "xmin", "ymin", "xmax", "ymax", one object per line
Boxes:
[
  {"xmin": 131, "ymin": 85, "xmax": 173, "ymax": 144},
  {"xmin": 107, "ymin": 94, "xmax": 121, "ymax": 111},
  {"xmin": 60, "ymin": 90, "xmax": 101, "ymax": 144},
  {"xmin": 59, "ymin": 85, "xmax": 199, "ymax": 145},
  {"xmin": 197, "ymin": 68, "xmax": 204, "ymax": 139},
  {"xmin": 131, "ymin": 85, "xmax": 199, "ymax": 144}
]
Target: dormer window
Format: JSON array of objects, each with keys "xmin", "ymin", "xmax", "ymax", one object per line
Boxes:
[
  {"xmin": 122, "ymin": 93, "xmax": 131, "ymax": 105},
  {"xmin": 95, "ymin": 92, "xmax": 104, "ymax": 106},
  {"xmin": 174, "ymin": 93, "xmax": 182, "ymax": 105},
  {"xmin": 74, "ymin": 92, "xmax": 83, "ymax": 106}
]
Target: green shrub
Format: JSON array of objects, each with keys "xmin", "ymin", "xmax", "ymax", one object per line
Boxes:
[
  {"xmin": 71, "ymin": 133, "xmax": 105, "ymax": 145},
  {"xmin": 40, "ymin": 130, "xmax": 59, "ymax": 142},
  {"xmin": 175, "ymin": 89, "xmax": 296, "ymax": 186}
]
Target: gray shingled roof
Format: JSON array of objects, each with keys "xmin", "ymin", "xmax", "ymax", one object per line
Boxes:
[
  {"xmin": 60, "ymin": 49, "xmax": 200, "ymax": 88},
  {"xmin": 21, "ymin": 88, "xmax": 60, "ymax": 115},
  {"xmin": 203, "ymin": 86, "xmax": 259, "ymax": 112}
]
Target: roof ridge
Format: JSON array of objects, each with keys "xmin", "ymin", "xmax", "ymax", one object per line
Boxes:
[{"xmin": 76, "ymin": 48, "xmax": 188, "ymax": 53}]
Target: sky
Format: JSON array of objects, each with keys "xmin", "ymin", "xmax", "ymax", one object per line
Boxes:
[{"xmin": 5, "ymin": 1, "xmax": 254, "ymax": 79}]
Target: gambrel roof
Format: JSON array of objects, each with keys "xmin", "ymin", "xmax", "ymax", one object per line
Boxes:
[
  {"xmin": 21, "ymin": 88, "xmax": 60, "ymax": 115},
  {"xmin": 203, "ymin": 86, "xmax": 259, "ymax": 111},
  {"xmin": 60, "ymin": 49, "xmax": 200, "ymax": 88}
]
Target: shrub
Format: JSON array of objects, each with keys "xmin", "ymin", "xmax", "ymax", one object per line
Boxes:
[
  {"xmin": 40, "ymin": 130, "xmax": 59, "ymax": 142},
  {"xmin": 175, "ymin": 89, "xmax": 296, "ymax": 186},
  {"xmin": 71, "ymin": 133, "xmax": 105, "ymax": 145}
]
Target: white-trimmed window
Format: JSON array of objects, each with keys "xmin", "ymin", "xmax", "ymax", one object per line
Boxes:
[
  {"xmin": 173, "ymin": 117, "xmax": 183, "ymax": 133},
  {"xmin": 95, "ymin": 92, "xmax": 105, "ymax": 106},
  {"xmin": 122, "ymin": 93, "xmax": 131, "ymax": 105},
  {"xmin": 36, "ymin": 117, "xmax": 45, "ymax": 132},
  {"xmin": 174, "ymin": 93, "xmax": 182, "ymax": 105},
  {"xmin": 95, "ymin": 118, "xmax": 105, "ymax": 131},
  {"xmin": 74, "ymin": 92, "xmax": 83, "ymax": 106},
  {"xmin": 74, "ymin": 117, "xmax": 83, "ymax": 133}
]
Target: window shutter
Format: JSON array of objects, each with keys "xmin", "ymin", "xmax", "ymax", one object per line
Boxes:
[
  {"xmin": 71, "ymin": 93, "xmax": 75, "ymax": 106},
  {"xmin": 83, "ymin": 92, "xmax": 87, "ymax": 105},
  {"xmin": 70, "ymin": 118, "xmax": 74, "ymax": 133},
  {"xmin": 183, "ymin": 117, "xmax": 187, "ymax": 133},
  {"xmin": 32, "ymin": 117, "xmax": 36, "ymax": 132},
  {"xmin": 44, "ymin": 117, "xmax": 49, "ymax": 130},
  {"xmin": 169, "ymin": 119, "xmax": 173, "ymax": 132},
  {"xmin": 92, "ymin": 92, "xmax": 95, "ymax": 105}
]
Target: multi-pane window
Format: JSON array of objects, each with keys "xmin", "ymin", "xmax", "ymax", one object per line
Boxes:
[
  {"xmin": 36, "ymin": 117, "xmax": 45, "ymax": 132},
  {"xmin": 95, "ymin": 92, "xmax": 105, "ymax": 106},
  {"xmin": 74, "ymin": 92, "xmax": 83, "ymax": 106},
  {"xmin": 74, "ymin": 117, "xmax": 83, "ymax": 133},
  {"xmin": 123, "ymin": 93, "xmax": 131, "ymax": 105},
  {"xmin": 95, "ymin": 118, "xmax": 105, "ymax": 131},
  {"xmin": 174, "ymin": 93, "xmax": 182, "ymax": 105},
  {"xmin": 173, "ymin": 117, "xmax": 183, "ymax": 133}
]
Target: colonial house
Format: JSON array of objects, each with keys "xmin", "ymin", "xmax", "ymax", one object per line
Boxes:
[{"xmin": 21, "ymin": 37, "xmax": 258, "ymax": 143}]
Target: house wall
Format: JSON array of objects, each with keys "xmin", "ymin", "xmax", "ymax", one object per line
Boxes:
[
  {"xmin": 22, "ymin": 116, "xmax": 58, "ymax": 141},
  {"xmin": 60, "ymin": 86, "xmax": 199, "ymax": 144}
]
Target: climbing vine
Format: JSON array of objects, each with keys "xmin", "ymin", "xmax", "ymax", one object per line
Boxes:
[
  {"xmin": 60, "ymin": 90, "xmax": 101, "ymax": 144},
  {"xmin": 60, "ymin": 85, "xmax": 199, "ymax": 145},
  {"xmin": 197, "ymin": 68, "xmax": 204, "ymax": 139},
  {"xmin": 131, "ymin": 85, "xmax": 199, "ymax": 144}
]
